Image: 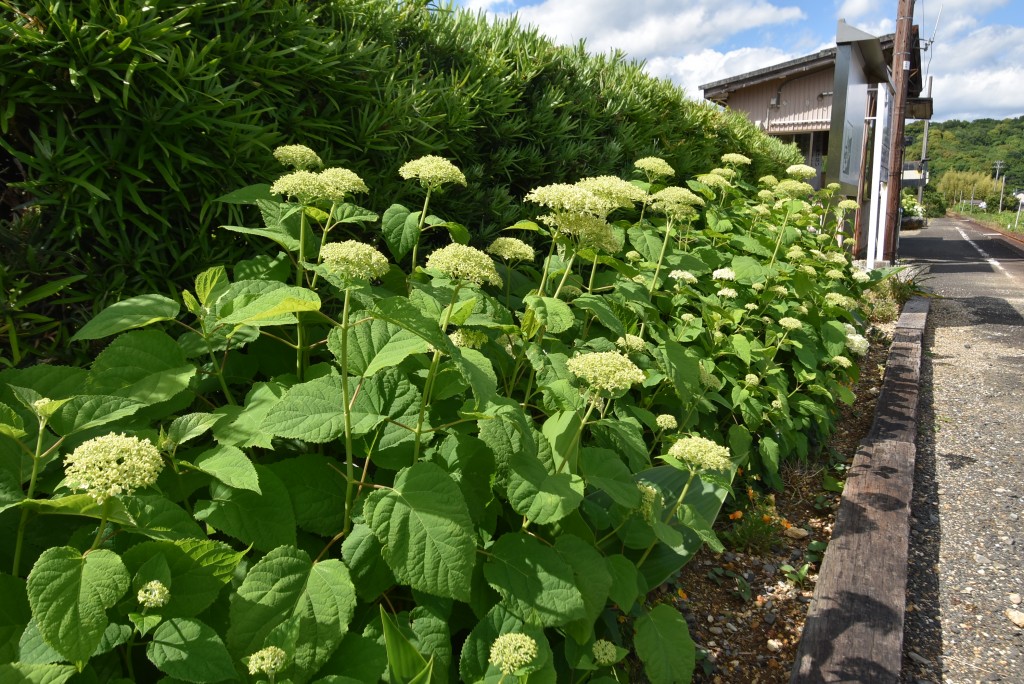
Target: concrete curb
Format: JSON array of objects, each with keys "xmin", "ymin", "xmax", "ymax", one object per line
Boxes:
[{"xmin": 790, "ymin": 297, "xmax": 930, "ymax": 683}]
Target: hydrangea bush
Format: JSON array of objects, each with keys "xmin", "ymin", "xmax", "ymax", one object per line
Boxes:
[{"xmin": 0, "ymin": 149, "xmax": 883, "ymax": 682}]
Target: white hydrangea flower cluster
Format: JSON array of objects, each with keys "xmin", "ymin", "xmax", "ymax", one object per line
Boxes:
[
  {"xmin": 592, "ymin": 639, "xmax": 619, "ymax": 666},
  {"xmin": 786, "ymin": 163, "xmax": 817, "ymax": 179},
  {"xmin": 825, "ymin": 269, "xmax": 845, "ymax": 280},
  {"xmin": 667, "ymin": 435, "xmax": 732, "ymax": 471},
  {"xmin": 625, "ymin": 250, "xmax": 643, "ymax": 262},
  {"xmin": 486, "ymin": 237, "xmax": 534, "ymax": 262},
  {"xmin": 799, "ymin": 265, "xmax": 817, "ymax": 276},
  {"xmin": 786, "ymin": 246, "xmax": 805, "ymax": 259},
  {"xmin": 751, "ymin": 282, "xmax": 765, "ymax": 291},
  {"xmin": 615, "ymin": 334, "xmax": 645, "ymax": 354},
  {"xmin": 271, "ymin": 166, "xmax": 369, "ymax": 203},
  {"xmin": 525, "ymin": 183, "xmax": 614, "ymax": 217},
  {"xmin": 846, "ymin": 331, "xmax": 869, "ymax": 356},
  {"xmin": 319, "ymin": 241, "xmax": 389, "ymax": 282},
  {"xmin": 543, "ymin": 213, "xmax": 620, "ymax": 253},
  {"xmin": 577, "ymin": 175, "xmax": 648, "ymax": 209},
  {"xmin": 759, "ymin": 175, "xmax": 779, "ymax": 187},
  {"xmin": 634, "ymin": 157, "xmax": 675, "ymax": 181},
  {"xmin": 669, "ymin": 270, "xmax": 698, "ymax": 284},
  {"xmin": 398, "ymin": 155, "xmax": 467, "ymax": 191},
  {"xmin": 566, "ymin": 352, "xmax": 645, "ymax": 395},
  {"xmin": 273, "ymin": 144, "xmax": 322, "ymax": 170},
  {"xmin": 852, "ymin": 269, "xmax": 870, "ymax": 283},
  {"xmin": 137, "ymin": 580, "xmax": 170, "ymax": 609},
  {"xmin": 778, "ymin": 317, "xmax": 802, "ymax": 330},
  {"xmin": 636, "ymin": 483, "xmax": 662, "ymax": 522},
  {"xmin": 824, "ymin": 292, "xmax": 854, "ymax": 308},
  {"xmin": 717, "ymin": 287, "xmax": 738, "ymax": 298},
  {"xmin": 757, "ymin": 189, "xmax": 776, "ymax": 202},
  {"xmin": 449, "ymin": 329, "xmax": 489, "ymax": 349},
  {"xmin": 655, "ymin": 414, "xmax": 678, "ymax": 430},
  {"xmin": 837, "ymin": 199, "xmax": 860, "ymax": 211},
  {"xmin": 775, "ymin": 179, "xmax": 815, "ymax": 198},
  {"xmin": 771, "ymin": 285, "xmax": 788, "ymax": 297},
  {"xmin": 425, "ymin": 244, "xmax": 502, "ymax": 287},
  {"xmin": 696, "ymin": 173, "xmax": 731, "ymax": 189},
  {"xmin": 744, "ymin": 303, "xmax": 758, "ymax": 311},
  {"xmin": 651, "ymin": 186, "xmax": 705, "ymax": 219},
  {"xmin": 721, "ymin": 152, "xmax": 752, "ymax": 166},
  {"xmin": 831, "ymin": 355, "xmax": 853, "ymax": 368},
  {"xmin": 489, "ymin": 633, "xmax": 538, "ymax": 675},
  {"xmin": 709, "ymin": 167, "xmax": 736, "ymax": 179},
  {"xmin": 712, "ymin": 267, "xmax": 736, "ymax": 281},
  {"xmin": 828, "ymin": 252, "xmax": 849, "ymax": 265},
  {"xmin": 744, "ymin": 373, "xmax": 760, "ymax": 387},
  {"xmin": 248, "ymin": 646, "xmax": 287, "ymax": 677},
  {"xmin": 63, "ymin": 433, "xmax": 164, "ymax": 504}
]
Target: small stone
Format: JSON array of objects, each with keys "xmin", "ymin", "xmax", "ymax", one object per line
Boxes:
[
  {"xmin": 708, "ymin": 614, "xmax": 715, "ymax": 623},
  {"xmin": 1011, "ymin": 513, "xmax": 1019, "ymax": 522},
  {"xmin": 709, "ymin": 626, "xmax": 724, "ymax": 635},
  {"xmin": 1010, "ymin": 593, "xmax": 1022, "ymax": 606},
  {"xmin": 908, "ymin": 651, "xmax": 930, "ymax": 666},
  {"xmin": 766, "ymin": 639, "xmax": 782, "ymax": 653},
  {"xmin": 764, "ymin": 613, "xmax": 777, "ymax": 625},
  {"xmin": 974, "ymin": 553, "xmax": 990, "ymax": 564},
  {"xmin": 1007, "ymin": 608, "xmax": 1024, "ymax": 628},
  {"xmin": 784, "ymin": 527, "xmax": 810, "ymax": 540}
]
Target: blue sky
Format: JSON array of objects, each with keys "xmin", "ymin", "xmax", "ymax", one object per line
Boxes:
[{"xmin": 453, "ymin": 0, "xmax": 1024, "ymax": 122}]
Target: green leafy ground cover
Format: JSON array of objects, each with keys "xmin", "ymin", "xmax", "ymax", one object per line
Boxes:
[{"xmin": 0, "ymin": 149, "xmax": 879, "ymax": 683}]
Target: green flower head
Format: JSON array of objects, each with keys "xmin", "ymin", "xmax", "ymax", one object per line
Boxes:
[
  {"xmin": 526, "ymin": 183, "xmax": 614, "ymax": 217},
  {"xmin": 137, "ymin": 580, "xmax": 170, "ymax": 609},
  {"xmin": 248, "ymin": 646, "xmax": 287, "ymax": 677},
  {"xmin": 273, "ymin": 144, "xmax": 322, "ymax": 170},
  {"xmin": 270, "ymin": 170, "xmax": 324, "ymax": 203},
  {"xmin": 667, "ymin": 435, "xmax": 732, "ymax": 471},
  {"xmin": 319, "ymin": 241, "xmax": 389, "ymax": 282},
  {"xmin": 63, "ymin": 433, "xmax": 163, "ymax": 504},
  {"xmin": 592, "ymin": 639, "xmax": 618, "ymax": 667},
  {"xmin": 721, "ymin": 152, "xmax": 752, "ymax": 166},
  {"xmin": 319, "ymin": 167, "xmax": 369, "ymax": 201},
  {"xmin": 489, "ymin": 633, "xmax": 538, "ymax": 675},
  {"xmin": 786, "ymin": 163, "xmax": 817, "ymax": 179},
  {"xmin": 709, "ymin": 167, "xmax": 737, "ymax": 179},
  {"xmin": 540, "ymin": 213, "xmax": 621, "ymax": 253},
  {"xmin": 696, "ymin": 172, "xmax": 732, "ymax": 189},
  {"xmin": 837, "ymin": 199, "xmax": 860, "ymax": 211},
  {"xmin": 566, "ymin": 351, "xmax": 645, "ymax": 395},
  {"xmin": 651, "ymin": 186, "xmax": 705, "ymax": 219},
  {"xmin": 634, "ymin": 156, "xmax": 675, "ymax": 181},
  {"xmin": 576, "ymin": 175, "xmax": 648, "ymax": 209},
  {"xmin": 486, "ymin": 236, "xmax": 535, "ymax": 262},
  {"xmin": 656, "ymin": 414, "xmax": 678, "ymax": 430},
  {"xmin": 775, "ymin": 179, "xmax": 815, "ymax": 198},
  {"xmin": 615, "ymin": 334, "xmax": 645, "ymax": 354},
  {"xmin": 778, "ymin": 317, "xmax": 802, "ymax": 330},
  {"xmin": 399, "ymin": 155, "xmax": 467, "ymax": 192},
  {"xmin": 759, "ymin": 175, "xmax": 779, "ymax": 187},
  {"xmin": 425, "ymin": 243, "xmax": 501, "ymax": 287}
]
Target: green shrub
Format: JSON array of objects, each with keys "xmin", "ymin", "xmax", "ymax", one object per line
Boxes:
[
  {"xmin": 1, "ymin": 148, "xmax": 878, "ymax": 682},
  {"xmin": 1, "ymin": 0, "xmax": 801, "ymax": 306}
]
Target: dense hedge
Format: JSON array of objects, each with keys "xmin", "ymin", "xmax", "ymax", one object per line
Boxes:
[{"xmin": 1, "ymin": 0, "xmax": 800, "ymax": 304}]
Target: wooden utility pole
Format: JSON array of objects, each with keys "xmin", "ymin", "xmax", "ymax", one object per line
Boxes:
[{"xmin": 882, "ymin": 0, "xmax": 915, "ymax": 262}]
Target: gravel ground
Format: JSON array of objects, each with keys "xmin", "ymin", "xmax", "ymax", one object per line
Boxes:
[{"xmin": 901, "ymin": 286, "xmax": 1024, "ymax": 682}]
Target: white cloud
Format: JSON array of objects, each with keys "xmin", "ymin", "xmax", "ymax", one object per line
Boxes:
[
  {"xmin": 505, "ymin": 0, "xmax": 805, "ymax": 58},
  {"xmin": 932, "ymin": 65, "xmax": 1024, "ymax": 120},
  {"xmin": 837, "ymin": 0, "xmax": 883, "ymax": 21},
  {"xmin": 644, "ymin": 46, "xmax": 798, "ymax": 98}
]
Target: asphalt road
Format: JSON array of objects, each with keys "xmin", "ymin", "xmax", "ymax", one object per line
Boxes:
[{"xmin": 894, "ymin": 217, "xmax": 1024, "ymax": 684}]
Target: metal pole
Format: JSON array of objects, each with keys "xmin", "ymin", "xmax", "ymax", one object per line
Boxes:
[
  {"xmin": 917, "ymin": 76, "xmax": 932, "ymax": 207},
  {"xmin": 883, "ymin": 0, "xmax": 916, "ymax": 262},
  {"xmin": 999, "ymin": 175, "xmax": 1006, "ymax": 213}
]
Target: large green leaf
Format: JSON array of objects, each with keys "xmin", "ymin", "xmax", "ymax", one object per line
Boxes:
[
  {"xmin": 476, "ymin": 398, "xmax": 536, "ymax": 484},
  {"xmin": 523, "ymin": 295, "xmax": 574, "ymax": 334},
  {"xmin": 227, "ymin": 546, "xmax": 356, "ymax": 681},
  {"xmin": 572, "ymin": 294, "xmax": 625, "ymax": 336},
  {"xmin": 369, "ymin": 297, "xmax": 451, "ymax": 352},
  {"xmin": 193, "ymin": 465, "xmax": 296, "ymax": 551},
  {"xmin": 70, "ymin": 295, "xmax": 180, "ymax": 341},
  {"xmin": 166, "ymin": 413, "xmax": 222, "ymax": 448},
  {"xmin": 363, "ymin": 463, "xmax": 476, "ymax": 602},
  {"xmin": 26, "ymin": 547, "xmax": 129, "ymax": 665},
  {"xmin": 483, "ymin": 532, "xmax": 586, "ymax": 627},
  {"xmin": 580, "ymin": 448, "xmax": 641, "ymax": 508},
  {"xmin": 380, "ymin": 607, "xmax": 432, "ymax": 684},
  {"xmin": 0, "ymin": 662, "xmax": 76, "ymax": 684},
  {"xmin": 47, "ymin": 395, "xmax": 145, "ymax": 436},
  {"xmin": 381, "ymin": 204, "xmax": 419, "ymax": 262},
  {"xmin": 627, "ymin": 224, "xmax": 665, "ymax": 263},
  {"xmin": 340, "ymin": 523, "xmax": 395, "ymax": 602},
  {"xmin": 262, "ymin": 376, "xmax": 345, "ymax": 443},
  {"xmin": 87, "ymin": 330, "xmax": 196, "ymax": 404},
  {"xmin": 122, "ymin": 539, "xmax": 244, "ymax": 618},
  {"xmin": 506, "ymin": 432, "xmax": 583, "ymax": 525},
  {"xmin": 147, "ymin": 618, "xmax": 237, "ymax": 683},
  {"xmin": 218, "ymin": 286, "xmax": 320, "ymax": 327},
  {"xmin": 212, "ymin": 381, "xmax": 286, "ymax": 449},
  {"xmin": 349, "ymin": 367, "xmax": 421, "ymax": 436},
  {"xmin": 328, "ymin": 320, "xmax": 428, "ymax": 378},
  {"xmin": 555, "ymin": 535, "xmax": 612, "ymax": 644},
  {"xmin": 0, "ymin": 573, "xmax": 30, "ymax": 663},
  {"xmin": 189, "ymin": 445, "xmax": 260, "ymax": 493},
  {"xmin": 122, "ymin": 495, "xmax": 206, "ymax": 541},
  {"xmin": 268, "ymin": 455, "xmax": 347, "ymax": 537},
  {"xmin": 634, "ymin": 604, "xmax": 695, "ymax": 684}
]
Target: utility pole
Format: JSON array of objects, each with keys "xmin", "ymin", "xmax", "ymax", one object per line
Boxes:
[
  {"xmin": 994, "ymin": 161, "xmax": 1006, "ymax": 213},
  {"xmin": 882, "ymin": 0, "xmax": 916, "ymax": 262}
]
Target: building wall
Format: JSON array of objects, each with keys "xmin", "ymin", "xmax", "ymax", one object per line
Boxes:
[{"xmin": 720, "ymin": 69, "xmax": 834, "ymax": 134}]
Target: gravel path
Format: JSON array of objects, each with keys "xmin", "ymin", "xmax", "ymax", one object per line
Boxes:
[{"xmin": 900, "ymin": 219, "xmax": 1024, "ymax": 684}]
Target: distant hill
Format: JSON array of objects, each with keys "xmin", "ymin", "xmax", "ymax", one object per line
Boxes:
[{"xmin": 905, "ymin": 116, "xmax": 1024, "ymax": 193}]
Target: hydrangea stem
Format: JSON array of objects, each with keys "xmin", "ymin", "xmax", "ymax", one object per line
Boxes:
[
  {"xmin": 339, "ymin": 289, "xmax": 356, "ymax": 536},
  {"xmin": 551, "ymin": 252, "xmax": 576, "ymax": 300},
  {"xmin": 410, "ymin": 189, "xmax": 432, "ymax": 273},
  {"xmin": 636, "ymin": 469, "xmax": 698, "ymax": 568},
  {"xmin": 296, "ymin": 210, "xmax": 310, "ymax": 381},
  {"xmin": 413, "ymin": 285, "xmax": 461, "ymax": 460},
  {"xmin": 648, "ymin": 218, "xmax": 675, "ymax": 296},
  {"xmin": 12, "ymin": 422, "xmax": 52, "ymax": 577}
]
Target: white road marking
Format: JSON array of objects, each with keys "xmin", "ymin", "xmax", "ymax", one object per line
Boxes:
[{"xmin": 956, "ymin": 225, "xmax": 1015, "ymax": 280}]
